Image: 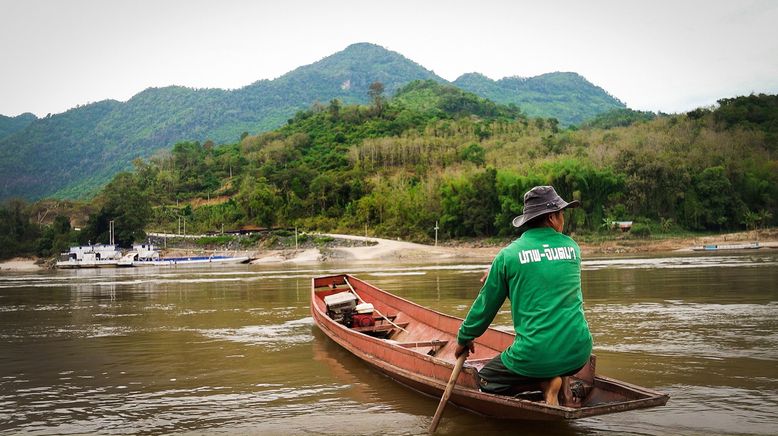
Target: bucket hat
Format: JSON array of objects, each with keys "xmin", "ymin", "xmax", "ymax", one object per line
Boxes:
[{"xmin": 511, "ymin": 186, "xmax": 580, "ymax": 228}]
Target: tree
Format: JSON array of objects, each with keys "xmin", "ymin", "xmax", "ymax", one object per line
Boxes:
[
  {"xmin": 465, "ymin": 168, "xmax": 500, "ymax": 235},
  {"xmin": 36, "ymin": 215, "xmax": 75, "ymax": 257},
  {"xmin": 0, "ymin": 199, "xmax": 41, "ymax": 259},
  {"xmin": 460, "ymin": 143, "xmax": 486, "ymax": 166},
  {"xmin": 369, "ymin": 81, "xmax": 385, "ymax": 115},
  {"xmin": 692, "ymin": 166, "xmax": 745, "ymax": 231},
  {"xmin": 328, "ymin": 99, "xmax": 341, "ymax": 120},
  {"xmin": 83, "ymin": 173, "xmax": 151, "ymax": 247},
  {"xmin": 440, "ymin": 168, "xmax": 499, "ymax": 237},
  {"xmin": 235, "ymin": 176, "xmax": 280, "ymax": 227}
]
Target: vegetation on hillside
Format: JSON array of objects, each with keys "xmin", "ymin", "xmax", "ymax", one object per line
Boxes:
[
  {"xmin": 0, "ymin": 112, "xmax": 37, "ymax": 140},
  {"xmin": 453, "ymin": 72, "xmax": 625, "ymax": 125},
  {"xmin": 580, "ymin": 108, "xmax": 657, "ymax": 129},
  {"xmin": 2, "ymin": 87, "xmax": 776, "ymax": 260},
  {"xmin": 0, "ymin": 43, "xmax": 624, "ymax": 201}
]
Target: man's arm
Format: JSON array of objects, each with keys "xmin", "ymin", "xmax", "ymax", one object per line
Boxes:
[{"xmin": 456, "ymin": 253, "xmax": 508, "ymax": 348}]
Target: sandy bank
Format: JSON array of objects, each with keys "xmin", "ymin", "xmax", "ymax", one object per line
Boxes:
[
  {"xmin": 250, "ymin": 229, "xmax": 778, "ymax": 263},
  {"xmin": 0, "ymin": 257, "xmax": 43, "ymax": 271},
  {"xmin": 250, "ymin": 233, "xmax": 495, "ymax": 264},
  {"xmin": 578, "ymin": 228, "xmax": 778, "ymax": 255},
  {"xmin": 8, "ymin": 229, "xmax": 777, "ymax": 270}
]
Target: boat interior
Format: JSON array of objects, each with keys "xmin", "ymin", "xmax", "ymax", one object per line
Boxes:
[{"xmin": 312, "ymin": 274, "xmax": 667, "ymax": 414}]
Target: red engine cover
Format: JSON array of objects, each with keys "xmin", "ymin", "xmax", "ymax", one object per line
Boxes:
[{"xmin": 352, "ymin": 313, "xmax": 375, "ymax": 328}]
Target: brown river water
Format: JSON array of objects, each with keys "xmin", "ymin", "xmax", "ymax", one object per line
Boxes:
[{"xmin": 1, "ymin": 252, "xmax": 777, "ymax": 435}]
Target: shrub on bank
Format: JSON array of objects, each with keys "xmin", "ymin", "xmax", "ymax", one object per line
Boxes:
[{"xmin": 629, "ymin": 222, "xmax": 651, "ymax": 238}]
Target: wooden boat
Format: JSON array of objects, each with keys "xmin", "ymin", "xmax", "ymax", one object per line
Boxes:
[
  {"xmin": 311, "ymin": 274, "xmax": 669, "ymax": 420},
  {"xmin": 692, "ymin": 242, "xmax": 762, "ymax": 251},
  {"xmin": 116, "ymin": 244, "xmax": 250, "ymax": 267},
  {"xmin": 56, "ymin": 244, "xmax": 122, "ymax": 269}
]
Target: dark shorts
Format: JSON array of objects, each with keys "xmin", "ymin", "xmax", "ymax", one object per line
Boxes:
[{"xmin": 477, "ymin": 354, "xmax": 584, "ymax": 395}]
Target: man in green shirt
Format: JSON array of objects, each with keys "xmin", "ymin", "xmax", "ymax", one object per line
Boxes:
[{"xmin": 455, "ymin": 186, "xmax": 592, "ymax": 406}]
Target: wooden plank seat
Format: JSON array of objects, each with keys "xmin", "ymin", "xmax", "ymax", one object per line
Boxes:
[
  {"xmin": 395, "ymin": 340, "xmax": 449, "ymax": 349},
  {"xmin": 352, "ymin": 322, "xmax": 409, "ymax": 333}
]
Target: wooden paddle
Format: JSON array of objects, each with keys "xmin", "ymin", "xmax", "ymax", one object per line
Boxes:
[{"xmin": 429, "ymin": 352, "xmax": 467, "ymax": 433}]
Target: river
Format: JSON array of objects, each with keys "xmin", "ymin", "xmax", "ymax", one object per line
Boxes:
[{"xmin": 1, "ymin": 251, "xmax": 777, "ymax": 435}]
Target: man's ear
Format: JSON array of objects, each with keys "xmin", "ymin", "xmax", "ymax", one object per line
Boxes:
[{"xmin": 548, "ymin": 211, "xmax": 564, "ymax": 231}]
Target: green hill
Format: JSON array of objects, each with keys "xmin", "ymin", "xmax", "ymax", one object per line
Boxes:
[
  {"xmin": 0, "ymin": 43, "xmax": 445, "ymax": 201},
  {"xmin": 3, "ymin": 90, "xmax": 777, "ymax": 259},
  {"xmin": 453, "ymin": 72, "xmax": 625, "ymax": 125},
  {"xmin": 580, "ymin": 108, "xmax": 658, "ymax": 129},
  {"xmin": 0, "ymin": 43, "xmax": 624, "ymax": 201},
  {"xmin": 0, "ymin": 112, "xmax": 37, "ymax": 140},
  {"xmin": 108, "ymin": 91, "xmax": 778, "ymax": 242}
]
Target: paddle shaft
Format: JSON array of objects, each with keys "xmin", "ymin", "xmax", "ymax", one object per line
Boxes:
[
  {"xmin": 343, "ymin": 277, "xmax": 408, "ymax": 333},
  {"xmin": 429, "ymin": 352, "xmax": 467, "ymax": 433}
]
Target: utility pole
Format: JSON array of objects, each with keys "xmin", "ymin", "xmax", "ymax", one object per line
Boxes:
[
  {"xmin": 434, "ymin": 220, "xmax": 439, "ymax": 246},
  {"xmin": 295, "ymin": 227, "xmax": 298, "ymax": 250},
  {"xmin": 109, "ymin": 220, "xmax": 115, "ymax": 245}
]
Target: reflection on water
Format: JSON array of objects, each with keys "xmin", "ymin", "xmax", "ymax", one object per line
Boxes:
[{"xmin": 0, "ymin": 252, "xmax": 776, "ymax": 435}]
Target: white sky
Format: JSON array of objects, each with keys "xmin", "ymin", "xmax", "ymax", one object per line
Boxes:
[{"xmin": 1, "ymin": 0, "xmax": 777, "ymax": 117}]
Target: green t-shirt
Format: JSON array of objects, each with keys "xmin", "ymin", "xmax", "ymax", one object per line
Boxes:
[{"xmin": 457, "ymin": 227, "xmax": 592, "ymax": 378}]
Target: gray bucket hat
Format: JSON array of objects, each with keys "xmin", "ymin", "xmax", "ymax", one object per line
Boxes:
[{"xmin": 512, "ymin": 186, "xmax": 580, "ymax": 228}]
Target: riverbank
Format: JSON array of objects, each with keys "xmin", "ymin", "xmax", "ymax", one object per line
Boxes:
[
  {"xmin": 232, "ymin": 228, "xmax": 778, "ymax": 263},
  {"xmin": 251, "ymin": 233, "xmax": 474, "ymax": 264},
  {"xmin": 2, "ymin": 228, "xmax": 776, "ymax": 271},
  {"xmin": 577, "ymin": 228, "xmax": 778, "ymax": 255},
  {"xmin": 222, "ymin": 229, "xmax": 778, "ymax": 264},
  {"xmin": 0, "ymin": 257, "xmax": 43, "ymax": 271}
]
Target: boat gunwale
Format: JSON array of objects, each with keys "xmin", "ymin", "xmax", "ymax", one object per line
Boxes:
[{"xmin": 311, "ymin": 273, "xmax": 670, "ymax": 420}]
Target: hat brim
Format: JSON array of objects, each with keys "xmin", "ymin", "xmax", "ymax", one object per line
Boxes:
[{"xmin": 511, "ymin": 199, "xmax": 580, "ymax": 228}]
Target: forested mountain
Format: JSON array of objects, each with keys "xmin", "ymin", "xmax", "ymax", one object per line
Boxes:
[
  {"xmin": 3, "ymin": 88, "xmax": 776, "ymax": 259},
  {"xmin": 0, "ymin": 112, "xmax": 37, "ymax": 140},
  {"xmin": 0, "ymin": 43, "xmax": 622, "ymax": 201},
  {"xmin": 580, "ymin": 108, "xmax": 658, "ymax": 129},
  {"xmin": 143, "ymin": 90, "xmax": 777, "ymax": 241},
  {"xmin": 453, "ymin": 72, "xmax": 625, "ymax": 125}
]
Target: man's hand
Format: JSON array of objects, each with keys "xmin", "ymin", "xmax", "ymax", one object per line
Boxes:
[{"xmin": 454, "ymin": 341, "xmax": 474, "ymax": 358}]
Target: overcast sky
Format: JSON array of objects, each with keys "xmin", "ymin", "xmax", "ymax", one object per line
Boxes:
[{"xmin": 2, "ymin": 0, "xmax": 777, "ymax": 117}]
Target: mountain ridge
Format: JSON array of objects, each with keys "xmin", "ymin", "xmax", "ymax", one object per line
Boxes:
[
  {"xmin": 453, "ymin": 71, "xmax": 625, "ymax": 124},
  {"xmin": 0, "ymin": 42, "xmax": 625, "ymax": 201},
  {"xmin": 0, "ymin": 112, "xmax": 38, "ymax": 141}
]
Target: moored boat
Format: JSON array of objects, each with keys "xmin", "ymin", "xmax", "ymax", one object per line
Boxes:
[
  {"xmin": 56, "ymin": 244, "xmax": 122, "ymax": 269},
  {"xmin": 131, "ymin": 255, "xmax": 250, "ymax": 266},
  {"xmin": 311, "ymin": 274, "xmax": 669, "ymax": 420},
  {"xmin": 118, "ymin": 243, "xmax": 249, "ymax": 267},
  {"xmin": 692, "ymin": 242, "xmax": 762, "ymax": 251}
]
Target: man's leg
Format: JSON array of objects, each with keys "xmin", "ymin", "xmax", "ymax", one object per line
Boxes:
[
  {"xmin": 477, "ymin": 354, "xmax": 537, "ymax": 396},
  {"xmin": 540, "ymin": 377, "xmax": 561, "ymax": 406},
  {"xmin": 559, "ymin": 376, "xmax": 581, "ymax": 407}
]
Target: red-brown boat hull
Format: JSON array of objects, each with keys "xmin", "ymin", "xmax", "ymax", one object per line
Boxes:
[{"xmin": 311, "ymin": 274, "xmax": 669, "ymax": 420}]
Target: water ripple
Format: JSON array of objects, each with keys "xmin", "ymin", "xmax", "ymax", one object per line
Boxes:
[{"xmin": 194, "ymin": 317, "xmax": 314, "ymax": 350}]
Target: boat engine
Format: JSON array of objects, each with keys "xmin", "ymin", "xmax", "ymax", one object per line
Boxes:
[
  {"xmin": 351, "ymin": 303, "xmax": 375, "ymax": 328},
  {"xmin": 324, "ymin": 292, "xmax": 357, "ymax": 325}
]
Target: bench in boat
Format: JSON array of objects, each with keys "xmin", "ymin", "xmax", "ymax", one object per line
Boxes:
[{"xmin": 352, "ymin": 322, "xmax": 409, "ymax": 333}]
